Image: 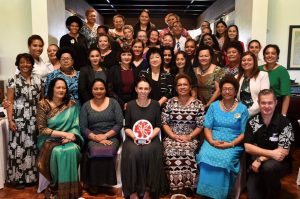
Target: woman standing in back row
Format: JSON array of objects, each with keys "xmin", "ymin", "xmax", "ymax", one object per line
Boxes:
[{"xmin": 258, "ymin": 44, "xmax": 290, "ymax": 116}]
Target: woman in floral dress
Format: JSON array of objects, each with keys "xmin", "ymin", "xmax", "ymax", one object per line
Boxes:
[{"xmin": 6, "ymin": 53, "xmax": 44, "ymax": 189}]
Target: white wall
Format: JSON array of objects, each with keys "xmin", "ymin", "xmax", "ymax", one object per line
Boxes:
[
  {"xmin": 47, "ymin": 0, "xmax": 66, "ymax": 47},
  {"xmin": 0, "ymin": 0, "xmax": 32, "ymax": 80},
  {"xmin": 267, "ymin": 0, "xmax": 300, "ymax": 81}
]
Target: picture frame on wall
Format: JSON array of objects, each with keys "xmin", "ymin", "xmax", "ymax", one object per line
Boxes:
[{"xmin": 287, "ymin": 25, "xmax": 300, "ymax": 70}]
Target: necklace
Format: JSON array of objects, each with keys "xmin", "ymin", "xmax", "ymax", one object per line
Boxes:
[
  {"xmin": 61, "ymin": 68, "xmax": 75, "ymax": 76},
  {"xmin": 221, "ymin": 99, "xmax": 236, "ymax": 112},
  {"xmin": 200, "ymin": 65, "xmax": 210, "ymax": 75}
]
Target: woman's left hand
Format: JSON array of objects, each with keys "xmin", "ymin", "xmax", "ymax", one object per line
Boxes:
[
  {"xmin": 100, "ymin": 140, "xmax": 113, "ymax": 146},
  {"xmin": 214, "ymin": 141, "xmax": 232, "ymax": 149},
  {"xmin": 179, "ymin": 135, "xmax": 192, "ymax": 142}
]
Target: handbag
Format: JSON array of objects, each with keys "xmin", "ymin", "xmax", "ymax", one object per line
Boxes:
[{"xmin": 36, "ymin": 140, "xmax": 60, "ymax": 181}]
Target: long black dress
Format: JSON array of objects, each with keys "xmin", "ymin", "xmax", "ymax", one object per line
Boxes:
[{"xmin": 121, "ymin": 100, "xmax": 168, "ymax": 198}]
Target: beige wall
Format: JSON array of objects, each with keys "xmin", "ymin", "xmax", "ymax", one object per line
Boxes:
[
  {"xmin": 267, "ymin": 0, "xmax": 300, "ymax": 80},
  {"xmin": 0, "ymin": 0, "xmax": 33, "ymax": 80}
]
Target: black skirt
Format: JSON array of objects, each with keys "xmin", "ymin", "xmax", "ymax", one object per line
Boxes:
[{"xmin": 121, "ymin": 137, "xmax": 168, "ymax": 198}]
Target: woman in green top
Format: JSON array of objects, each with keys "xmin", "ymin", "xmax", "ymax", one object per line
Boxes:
[{"xmin": 258, "ymin": 44, "xmax": 290, "ymax": 116}]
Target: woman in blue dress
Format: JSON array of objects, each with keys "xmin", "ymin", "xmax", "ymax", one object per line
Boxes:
[{"xmin": 196, "ymin": 74, "xmax": 249, "ymax": 199}]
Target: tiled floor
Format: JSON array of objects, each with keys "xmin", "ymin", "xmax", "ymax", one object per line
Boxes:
[{"xmin": 0, "ymin": 149, "xmax": 299, "ymax": 199}]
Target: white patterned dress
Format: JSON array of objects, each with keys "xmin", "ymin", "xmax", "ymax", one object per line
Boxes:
[
  {"xmin": 6, "ymin": 74, "xmax": 43, "ymax": 184},
  {"xmin": 161, "ymin": 97, "xmax": 205, "ymax": 191}
]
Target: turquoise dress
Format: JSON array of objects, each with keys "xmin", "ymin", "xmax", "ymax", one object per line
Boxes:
[{"xmin": 196, "ymin": 101, "xmax": 249, "ymax": 199}]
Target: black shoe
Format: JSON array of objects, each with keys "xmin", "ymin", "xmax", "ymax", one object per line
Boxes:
[
  {"xmin": 88, "ymin": 186, "xmax": 99, "ymax": 195},
  {"xmin": 15, "ymin": 183, "xmax": 25, "ymax": 190}
]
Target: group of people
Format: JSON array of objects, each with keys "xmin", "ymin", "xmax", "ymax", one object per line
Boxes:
[{"xmin": 4, "ymin": 7, "xmax": 295, "ymax": 199}]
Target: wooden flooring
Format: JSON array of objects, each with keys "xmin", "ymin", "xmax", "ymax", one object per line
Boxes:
[{"xmin": 1, "ymin": 149, "xmax": 299, "ymax": 199}]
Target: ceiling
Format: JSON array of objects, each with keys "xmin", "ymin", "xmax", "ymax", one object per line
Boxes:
[{"xmin": 85, "ymin": 0, "xmax": 217, "ymax": 17}]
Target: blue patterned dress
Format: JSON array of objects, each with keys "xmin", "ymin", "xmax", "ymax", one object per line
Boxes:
[
  {"xmin": 196, "ymin": 101, "xmax": 249, "ymax": 199},
  {"xmin": 45, "ymin": 69, "xmax": 79, "ymax": 103}
]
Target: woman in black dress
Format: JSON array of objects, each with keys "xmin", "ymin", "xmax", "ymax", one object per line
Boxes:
[
  {"xmin": 121, "ymin": 77, "xmax": 167, "ymax": 199},
  {"xmin": 59, "ymin": 15, "xmax": 88, "ymax": 71},
  {"xmin": 139, "ymin": 47, "xmax": 174, "ymax": 106}
]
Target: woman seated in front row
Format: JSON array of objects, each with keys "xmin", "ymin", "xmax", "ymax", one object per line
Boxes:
[
  {"xmin": 121, "ymin": 77, "xmax": 167, "ymax": 199},
  {"xmin": 80, "ymin": 78, "xmax": 123, "ymax": 194},
  {"xmin": 196, "ymin": 75, "xmax": 249, "ymax": 199},
  {"xmin": 162, "ymin": 74, "xmax": 205, "ymax": 195},
  {"xmin": 36, "ymin": 78, "xmax": 84, "ymax": 199}
]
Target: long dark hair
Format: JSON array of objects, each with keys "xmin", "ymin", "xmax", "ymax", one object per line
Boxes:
[
  {"xmin": 47, "ymin": 78, "xmax": 70, "ymax": 106},
  {"xmin": 171, "ymin": 51, "xmax": 193, "ymax": 76},
  {"xmin": 237, "ymin": 51, "xmax": 259, "ymax": 81}
]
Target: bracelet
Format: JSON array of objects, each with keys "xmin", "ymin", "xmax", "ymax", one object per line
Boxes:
[{"xmin": 231, "ymin": 142, "xmax": 235, "ymax": 148}]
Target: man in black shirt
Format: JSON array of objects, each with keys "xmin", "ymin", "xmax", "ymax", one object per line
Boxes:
[{"xmin": 244, "ymin": 89, "xmax": 294, "ymax": 199}]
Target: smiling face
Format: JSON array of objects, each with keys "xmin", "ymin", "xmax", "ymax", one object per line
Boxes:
[
  {"xmin": 241, "ymin": 54, "xmax": 254, "ymax": 72},
  {"xmin": 53, "ymin": 80, "xmax": 67, "ymax": 100},
  {"xmin": 113, "ymin": 16, "xmax": 124, "ymax": 30},
  {"xmin": 28, "ymin": 39, "xmax": 43, "ymax": 59},
  {"xmin": 258, "ymin": 93, "xmax": 277, "ymax": 117},
  {"xmin": 221, "ymin": 83, "xmax": 236, "ymax": 101},
  {"xmin": 89, "ymin": 49, "xmax": 101, "ymax": 66},
  {"xmin": 176, "ymin": 77, "xmax": 191, "ymax": 97},
  {"xmin": 135, "ymin": 80, "xmax": 151, "ymax": 99},
  {"xmin": 227, "ymin": 26, "xmax": 238, "ymax": 40},
  {"xmin": 149, "ymin": 52, "xmax": 162, "ymax": 69},
  {"xmin": 149, "ymin": 30, "xmax": 159, "ymax": 44},
  {"xmin": 47, "ymin": 45, "xmax": 59, "ymax": 61},
  {"xmin": 172, "ymin": 21, "xmax": 183, "ymax": 36},
  {"xmin": 198, "ymin": 49, "xmax": 212, "ymax": 67},
  {"xmin": 132, "ymin": 41, "xmax": 144, "ymax": 57},
  {"xmin": 124, "ymin": 28, "xmax": 133, "ymax": 40},
  {"xmin": 175, "ymin": 53, "xmax": 186, "ymax": 70},
  {"xmin": 227, "ymin": 47, "xmax": 240, "ymax": 63},
  {"xmin": 248, "ymin": 41, "xmax": 261, "ymax": 57},
  {"xmin": 216, "ymin": 23, "xmax": 226, "ymax": 35},
  {"xmin": 98, "ymin": 36, "xmax": 110, "ymax": 50},
  {"xmin": 137, "ymin": 31, "xmax": 148, "ymax": 44},
  {"xmin": 162, "ymin": 35, "xmax": 174, "ymax": 47},
  {"xmin": 60, "ymin": 53, "xmax": 74, "ymax": 70},
  {"xmin": 167, "ymin": 15, "xmax": 178, "ymax": 27},
  {"xmin": 120, "ymin": 52, "xmax": 132, "ymax": 65},
  {"xmin": 185, "ymin": 41, "xmax": 196, "ymax": 56},
  {"xmin": 92, "ymin": 81, "xmax": 106, "ymax": 100},
  {"xmin": 87, "ymin": 11, "xmax": 96, "ymax": 24},
  {"xmin": 264, "ymin": 47, "xmax": 278, "ymax": 64},
  {"xmin": 69, "ymin": 22, "xmax": 80, "ymax": 35},
  {"xmin": 202, "ymin": 35, "xmax": 214, "ymax": 46},
  {"xmin": 139, "ymin": 11, "xmax": 150, "ymax": 25},
  {"xmin": 163, "ymin": 49, "xmax": 172, "ymax": 65},
  {"xmin": 18, "ymin": 57, "xmax": 33, "ymax": 74}
]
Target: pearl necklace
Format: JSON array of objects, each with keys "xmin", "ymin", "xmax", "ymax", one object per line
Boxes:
[{"xmin": 221, "ymin": 99, "xmax": 236, "ymax": 112}]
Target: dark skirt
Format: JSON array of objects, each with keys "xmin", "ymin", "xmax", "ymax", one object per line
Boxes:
[
  {"xmin": 121, "ymin": 137, "xmax": 168, "ymax": 198},
  {"xmin": 82, "ymin": 138, "xmax": 119, "ymax": 187},
  {"xmin": 86, "ymin": 157, "xmax": 117, "ymax": 186}
]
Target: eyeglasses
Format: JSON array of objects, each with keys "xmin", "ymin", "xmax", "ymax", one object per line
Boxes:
[
  {"xmin": 60, "ymin": 57, "xmax": 73, "ymax": 61},
  {"xmin": 222, "ymin": 88, "xmax": 235, "ymax": 92}
]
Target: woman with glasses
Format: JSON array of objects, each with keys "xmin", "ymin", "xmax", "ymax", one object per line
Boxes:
[
  {"xmin": 45, "ymin": 47, "xmax": 80, "ymax": 103},
  {"xmin": 196, "ymin": 75, "xmax": 249, "ymax": 199}
]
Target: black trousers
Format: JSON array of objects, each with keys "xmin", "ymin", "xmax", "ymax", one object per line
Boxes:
[{"xmin": 247, "ymin": 159, "xmax": 290, "ymax": 199}]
